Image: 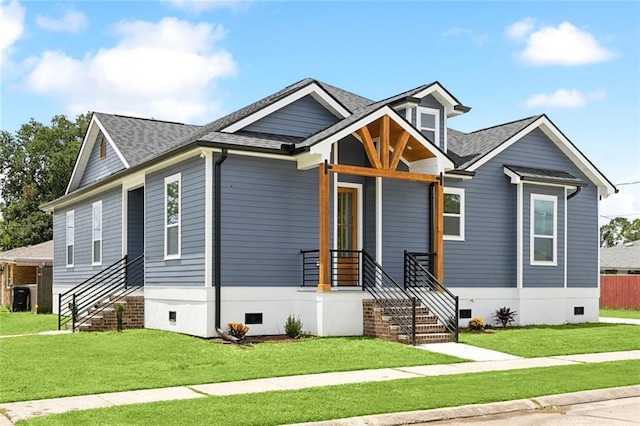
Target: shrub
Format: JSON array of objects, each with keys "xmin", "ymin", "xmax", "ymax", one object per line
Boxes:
[
  {"xmin": 468, "ymin": 317, "xmax": 484, "ymax": 331},
  {"xmin": 284, "ymin": 315, "xmax": 304, "ymax": 338},
  {"xmin": 115, "ymin": 304, "xmax": 125, "ymax": 332},
  {"xmin": 227, "ymin": 322, "xmax": 249, "ymax": 340},
  {"xmin": 493, "ymin": 306, "xmax": 517, "ymax": 328}
]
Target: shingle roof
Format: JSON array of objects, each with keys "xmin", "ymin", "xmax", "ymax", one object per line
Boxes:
[
  {"xmin": 600, "ymin": 241, "xmax": 640, "ymax": 270},
  {"xmin": 94, "ymin": 113, "xmax": 200, "ymax": 168},
  {"xmin": 447, "ymin": 115, "xmax": 541, "ymax": 169},
  {"xmin": 0, "ymin": 241, "xmax": 53, "ymax": 264},
  {"xmin": 504, "ymin": 165, "xmax": 588, "ymax": 187}
]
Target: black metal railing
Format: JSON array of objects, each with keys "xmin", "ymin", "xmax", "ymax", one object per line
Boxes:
[
  {"xmin": 58, "ymin": 255, "xmax": 144, "ymax": 331},
  {"xmin": 301, "ymin": 249, "xmax": 362, "ymax": 287},
  {"xmin": 404, "ymin": 251, "xmax": 458, "ymax": 342}
]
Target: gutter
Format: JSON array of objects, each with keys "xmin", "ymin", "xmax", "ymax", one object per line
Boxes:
[{"xmin": 214, "ymin": 148, "xmax": 228, "ymax": 329}]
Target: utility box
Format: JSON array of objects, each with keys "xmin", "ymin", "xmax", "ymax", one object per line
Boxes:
[{"xmin": 11, "ymin": 286, "xmax": 30, "ymax": 312}]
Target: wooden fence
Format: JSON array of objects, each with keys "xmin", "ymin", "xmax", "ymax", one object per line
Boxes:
[{"xmin": 600, "ymin": 275, "xmax": 640, "ymax": 309}]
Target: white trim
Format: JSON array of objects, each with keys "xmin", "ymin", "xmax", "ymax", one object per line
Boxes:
[
  {"xmin": 443, "ymin": 116, "xmax": 448, "ymax": 153},
  {"xmin": 530, "ymin": 193, "xmax": 557, "ymax": 266},
  {"xmin": 222, "ymin": 83, "xmax": 350, "ymax": 133},
  {"xmin": 445, "ymin": 172, "xmax": 473, "ymax": 180},
  {"xmin": 91, "ymin": 200, "xmax": 103, "ymax": 266},
  {"xmin": 564, "ymin": 187, "xmax": 568, "ymax": 288},
  {"xmin": 376, "ymin": 177, "xmax": 382, "ymax": 264},
  {"xmin": 503, "ymin": 167, "xmax": 582, "ymax": 190},
  {"xmin": 164, "ymin": 173, "xmax": 181, "ymax": 260},
  {"xmin": 66, "ymin": 210, "xmax": 74, "ymax": 268},
  {"xmin": 416, "ymin": 106, "xmax": 440, "ymax": 150},
  {"xmin": 308, "ymin": 106, "xmax": 454, "ymax": 172},
  {"xmin": 470, "ymin": 116, "xmax": 616, "ymax": 197},
  {"xmin": 516, "ymin": 183, "xmax": 523, "ymax": 288},
  {"xmin": 203, "ymin": 151, "xmax": 213, "ymax": 287},
  {"xmin": 443, "ymin": 187, "xmax": 465, "ymax": 241},
  {"xmin": 411, "ymin": 83, "xmax": 462, "ymax": 117},
  {"xmin": 336, "ymin": 182, "xmax": 363, "ymax": 253}
]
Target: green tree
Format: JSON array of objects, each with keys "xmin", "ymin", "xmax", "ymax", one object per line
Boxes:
[
  {"xmin": 600, "ymin": 217, "xmax": 640, "ymax": 248},
  {"xmin": 0, "ymin": 113, "xmax": 90, "ymax": 251}
]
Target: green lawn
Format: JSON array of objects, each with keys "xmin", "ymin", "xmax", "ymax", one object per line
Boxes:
[
  {"xmin": 600, "ymin": 308, "xmax": 640, "ymax": 319},
  {"xmin": 0, "ymin": 329, "xmax": 462, "ymax": 403},
  {"xmin": 0, "ymin": 311, "xmax": 58, "ymax": 336},
  {"xmin": 19, "ymin": 360, "xmax": 640, "ymax": 426},
  {"xmin": 460, "ymin": 323, "xmax": 640, "ymax": 357}
]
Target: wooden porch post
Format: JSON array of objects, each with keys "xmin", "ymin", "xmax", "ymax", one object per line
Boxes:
[
  {"xmin": 433, "ymin": 179, "xmax": 444, "ymax": 282},
  {"xmin": 318, "ymin": 162, "xmax": 331, "ymax": 292}
]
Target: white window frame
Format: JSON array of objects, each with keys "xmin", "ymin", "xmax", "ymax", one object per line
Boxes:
[
  {"xmin": 92, "ymin": 201, "xmax": 102, "ymax": 266},
  {"xmin": 66, "ymin": 210, "xmax": 74, "ymax": 267},
  {"xmin": 164, "ymin": 173, "xmax": 181, "ymax": 260},
  {"xmin": 416, "ymin": 106, "xmax": 440, "ymax": 147},
  {"xmin": 443, "ymin": 187, "xmax": 465, "ymax": 241},
  {"xmin": 530, "ymin": 193, "xmax": 557, "ymax": 266}
]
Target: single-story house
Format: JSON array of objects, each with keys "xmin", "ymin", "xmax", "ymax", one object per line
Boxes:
[
  {"xmin": 0, "ymin": 240, "xmax": 53, "ymax": 313},
  {"xmin": 41, "ymin": 78, "xmax": 616, "ymax": 341},
  {"xmin": 600, "ymin": 240, "xmax": 640, "ymax": 275}
]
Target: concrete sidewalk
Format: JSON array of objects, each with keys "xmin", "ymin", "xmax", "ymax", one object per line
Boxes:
[
  {"xmin": 1, "ymin": 349, "xmax": 639, "ymax": 424},
  {"xmin": 600, "ymin": 316, "xmax": 640, "ymax": 325}
]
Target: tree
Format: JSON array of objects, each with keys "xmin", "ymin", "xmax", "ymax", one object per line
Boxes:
[
  {"xmin": 0, "ymin": 113, "xmax": 90, "ymax": 251},
  {"xmin": 600, "ymin": 217, "xmax": 640, "ymax": 248}
]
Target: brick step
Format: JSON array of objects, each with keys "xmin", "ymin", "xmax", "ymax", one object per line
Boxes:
[
  {"xmin": 379, "ymin": 306, "xmax": 430, "ymax": 315},
  {"xmin": 381, "ymin": 314, "xmax": 437, "ymax": 324},
  {"xmin": 389, "ymin": 323, "xmax": 446, "ymax": 333},
  {"xmin": 397, "ymin": 333, "xmax": 454, "ymax": 344}
]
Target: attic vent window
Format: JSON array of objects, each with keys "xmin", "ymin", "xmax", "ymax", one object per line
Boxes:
[{"xmin": 99, "ymin": 137, "xmax": 106, "ymax": 159}]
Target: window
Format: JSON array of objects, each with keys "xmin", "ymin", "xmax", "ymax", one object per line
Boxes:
[
  {"xmin": 164, "ymin": 174, "xmax": 181, "ymax": 259},
  {"xmin": 92, "ymin": 201, "xmax": 102, "ymax": 265},
  {"xmin": 99, "ymin": 137, "xmax": 106, "ymax": 159},
  {"xmin": 66, "ymin": 211, "xmax": 74, "ymax": 267},
  {"xmin": 443, "ymin": 187, "xmax": 464, "ymax": 241},
  {"xmin": 417, "ymin": 106, "xmax": 440, "ymax": 146},
  {"xmin": 530, "ymin": 194, "xmax": 557, "ymax": 265}
]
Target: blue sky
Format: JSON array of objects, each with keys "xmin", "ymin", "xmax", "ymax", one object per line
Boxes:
[{"xmin": 1, "ymin": 0, "xmax": 638, "ymax": 222}]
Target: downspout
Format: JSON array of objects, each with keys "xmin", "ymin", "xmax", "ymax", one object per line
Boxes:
[
  {"xmin": 214, "ymin": 149, "xmax": 228, "ymax": 329},
  {"xmin": 567, "ymin": 186, "xmax": 582, "ymax": 200}
]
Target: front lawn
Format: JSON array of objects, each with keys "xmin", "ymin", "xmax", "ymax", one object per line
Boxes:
[
  {"xmin": 0, "ymin": 329, "xmax": 462, "ymax": 403},
  {"xmin": 20, "ymin": 360, "xmax": 640, "ymax": 426},
  {"xmin": 0, "ymin": 311, "xmax": 58, "ymax": 336},
  {"xmin": 600, "ymin": 308, "xmax": 640, "ymax": 320},
  {"xmin": 460, "ymin": 323, "xmax": 640, "ymax": 357}
]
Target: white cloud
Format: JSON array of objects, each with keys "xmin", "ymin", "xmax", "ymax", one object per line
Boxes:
[
  {"xmin": 0, "ymin": 0, "xmax": 25, "ymax": 61},
  {"xmin": 165, "ymin": 0, "xmax": 250, "ymax": 13},
  {"xmin": 442, "ymin": 27, "xmax": 489, "ymax": 46},
  {"xmin": 600, "ymin": 187, "xmax": 640, "ymax": 225},
  {"xmin": 505, "ymin": 18, "xmax": 535, "ymax": 40},
  {"xmin": 508, "ymin": 20, "xmax": 615, "ymax": 66},
  {"xmin": 24, "ymin": 17, "xmax": 237, "ymax": 124},
  {"xmin": 523, "ymin": 88, "xmax": 606, "ymax": 109},
  {"xmin": 36, "ymin": 9, "xmax": 89, "ymax": 33}
]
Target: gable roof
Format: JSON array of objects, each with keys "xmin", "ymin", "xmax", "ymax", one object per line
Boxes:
[
  {"xmin": 600, "ymin": 241, "xmax": 640, "ymax": 270},
  {"xmin": 0, "ymin": 240, "xmax": 53, "ymax": 265}
]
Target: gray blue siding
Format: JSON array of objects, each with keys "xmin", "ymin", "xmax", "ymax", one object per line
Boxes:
[
  {"xmin": 243, "ymin": 95, "xmax": 339, "ymax": 137},
  {"xmin": 444, "ymin": 128, "xmax": 599, "ymax": 289},
  {"xmin": 407, "ymin": 95, "xmax": 446, "ymax": 151},
  {"xmin": 53, "ymin": 187, "xmax": 122, "ymax": 286},
  {"xmin": 220, "ymin": 155, "xmax": 318, "ymax": 286},
  {"xmin": 79, "ymin": 131, "xmax": 126, "ymax": 187},
  {"xmin": 145, "ymin": 156, "xmax": 206, "ymax": 287},
  {"xmin": 127, "ymin": 187, "xmax": 144, "ymax": 258}
]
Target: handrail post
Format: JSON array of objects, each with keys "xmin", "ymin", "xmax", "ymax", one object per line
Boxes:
[
  {"xmin": 411, "ymin": 297, "xmax": 416, "ymax": 346},
  {"xmin": 72, "ymin": 294, "xmax": 76, "ymax": 332},
  {"xmin": 57, "ymin": 293, "xmax": 62, "ymax": 330},
  {"xmin": 454, "ymin": 295, "xmax": 459, "ymax": 343}
]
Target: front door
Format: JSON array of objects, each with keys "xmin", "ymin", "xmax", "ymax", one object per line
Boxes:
[{"xmin": 337, "ymin": 186, "xmax": 359, "ymax": 286}]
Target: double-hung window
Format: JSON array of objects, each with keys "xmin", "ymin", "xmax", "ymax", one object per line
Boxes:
[
  {"xmin": 92, "ymin": 201, "xmax": 102, "ymax": 265},
  {"xmin": 531, "ymin": 194, "xmax": 557, "ymax": 265},
  {"xmin": 164, "ymin": 174, "xmax": 181, "ymax": 259},
  {"xmin": 66, "ymin": 211, "xmax": 74, "ymax": 267},
  {"xmin": 443, "ymin": 188, "xmax": 465, "ymax": 241},
  {"xmin": 416, "ymin": 106, "xmax": 440, "ymax": 146}
]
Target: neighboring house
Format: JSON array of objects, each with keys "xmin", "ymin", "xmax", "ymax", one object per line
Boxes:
[
  {"xmin": 0, "ymin": 241, "xmax": 54, "ymax": 313},
  {"xmin": 41, "ymin": 78, "xmax": 616, "ymax": 339},
  {"xmin": 599, "ymin": 241, "xmax": 640, "ymax": 309}
]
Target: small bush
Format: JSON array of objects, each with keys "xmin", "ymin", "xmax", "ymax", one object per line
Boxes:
[
  {"xmin": 115, "ymin": 304, "xmax": 125, "ymax": 332},
  {"xmin": 468, "ymin": 317, "xmax": 484, "ymax": 331},
  {"xmin": 227, "ymin": 322, "xmax": 249, "ymax": 340},
  {"xmin": 494, "ymin": 306, "xmax": 517, "ymax": 328},
  {"xmin": 284, "ymin": 315, "xmax": 304, "ymax": 338}
]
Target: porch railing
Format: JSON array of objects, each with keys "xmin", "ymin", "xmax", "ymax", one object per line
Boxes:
[
  {"xmin": 301, "ymin": 249, "xmax": 362, "ymax": 287},
  {"xmin": 404, "ymin": 251, "xmax": 458, "ymax": 342},
  {"xmin": 58, "ymin": 255, "xmax": 144, "ymax": 331}
]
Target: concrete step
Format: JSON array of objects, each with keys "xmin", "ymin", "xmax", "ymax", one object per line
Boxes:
[{"xmin": 397, "ymin": 333, "xmax": 454, "ymax": 344}]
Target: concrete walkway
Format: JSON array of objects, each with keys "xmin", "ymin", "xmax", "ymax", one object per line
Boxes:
[
  {"xmin": 0, "ymin": 330, "xmax": 71, "ymax": 339},
  {"xmin": 600, "ymin": 316, "xmax": 640, "ymax": 325},
  {"xmin": 416, "ymin": 342, "xmax": 522, "ymax": 361},
  {"xmin": 1, "ymin": 349, "xmax": 639, "ymax": 424}
]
